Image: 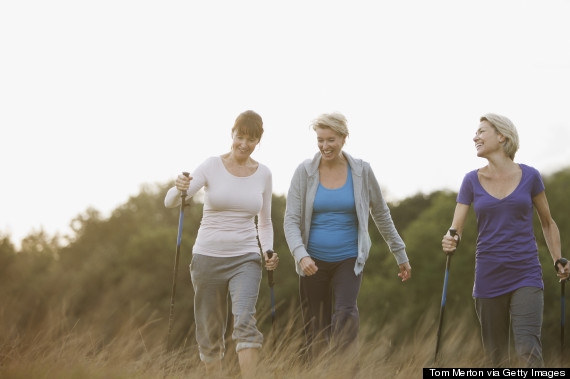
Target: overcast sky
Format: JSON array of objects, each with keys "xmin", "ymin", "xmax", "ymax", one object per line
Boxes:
[{"xmin": 2, "ymin": 0, "xmax": 569, "ymax": 247}]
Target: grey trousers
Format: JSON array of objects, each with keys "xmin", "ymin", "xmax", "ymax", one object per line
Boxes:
[
  {"xmin": 474, "ymin": 286, "xmax": 544, "ymax": 368},
  {"xmin": 190, "ymin": 253, "xmax": 263, "ymax": 363}
]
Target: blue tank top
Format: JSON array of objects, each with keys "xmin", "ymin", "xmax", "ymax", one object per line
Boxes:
[{"xmin": 307, "ymin": 164, "xmax": 358, "ymax": 262}]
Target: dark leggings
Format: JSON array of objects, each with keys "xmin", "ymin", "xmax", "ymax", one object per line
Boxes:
[{"xmin": 299, "ymin": 257, "xmax": 362, "ymax": 360}]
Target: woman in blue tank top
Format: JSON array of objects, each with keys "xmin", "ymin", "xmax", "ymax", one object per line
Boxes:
[
  {"xmin": 284, "ymin": 112, "xmax": 411, "ymax": 368},
  {"xmin": 442, "ymin": 113, "xmax": 569, "ymax": 367}
]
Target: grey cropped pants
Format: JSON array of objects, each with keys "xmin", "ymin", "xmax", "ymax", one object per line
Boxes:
[
  {"xmin": 190, "ymin": 253, "xmax": 263, "ymax": 363},
  {"xmin": 474, "ymin": 286, "xmax": 544, "ymax": 368}
]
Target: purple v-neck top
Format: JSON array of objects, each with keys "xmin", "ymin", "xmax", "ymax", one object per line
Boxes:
[{"xmin": 457, "ymin": 164, "xmax": 545, "ymax": 298}]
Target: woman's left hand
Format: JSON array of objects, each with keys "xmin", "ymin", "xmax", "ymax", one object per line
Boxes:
[
  {"xmin": 264, "ymin": 251, "xmax": 279, "ymax": 271},
  {"xmin": 398, "ymin": 262, "xmax": 412, "ymax": 282},
  {"xmin": 555, "ymin": 258, "xmax": 570, "ymax": 281}
]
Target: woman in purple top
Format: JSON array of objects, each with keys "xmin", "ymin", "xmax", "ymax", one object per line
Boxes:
[{"xmin": 441, "ymin": 113, "xmax": 569, "ymax": 367}]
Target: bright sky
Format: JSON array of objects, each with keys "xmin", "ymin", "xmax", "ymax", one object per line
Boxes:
[{"xmin": 2, "ymin": 1, "xmax": 569, "ymax": 247}]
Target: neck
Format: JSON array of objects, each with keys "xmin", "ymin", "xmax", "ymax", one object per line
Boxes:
[
  {"xmin": 485, "ymin": 154, "xmax": 515, "ymax": 173},
  {"xmin": 320, "ymin": 152, "xmax": 345, "ymax": 168},
  {"xmin": 227, "ymin": 151, "xmax": 250, "ymax": 166}
]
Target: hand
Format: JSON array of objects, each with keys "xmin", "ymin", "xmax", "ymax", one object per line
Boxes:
[
  {"xmin": 398, "ymin": 262, "xmax": 412, "ymax": 282},
  {"xmin": 555, "ymin": 258, "xmax": 570, "ymax": 282},
  {"xmin": 264, "ymin": 251, "xmax": 279, "ymax": 271},
  {"xmin": 300, "ymin": 256, "xmax": 318, "ymax": 276},
  {"xmin": 175, "ymin": 173, "xmax": 192, "ymax": 192},
  {"xmin": 442, "ymin": 232, "xmax": 459, "ymax": 255}
]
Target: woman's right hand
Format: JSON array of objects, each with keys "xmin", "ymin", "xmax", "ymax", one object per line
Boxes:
[
  {"xmin": 300, "ymin": 256, "xmax": 318, "ymax": 276},
  {"xmin": 441, "ymin": 232, "xmax": 459, "ymax": 255},
  {"xmin": 175, "ymin": 173, "xmax": 192, "ymax": 192}
]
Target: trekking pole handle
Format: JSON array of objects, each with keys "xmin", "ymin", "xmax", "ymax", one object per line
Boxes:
[
  {"xmin": 179, "ymin": 172, "xmax": 190, "ymax": 205},
  {"xmin": 266, "ymin": 250, "xmax": 275, "ymax": 288},
  {"xmin": 181, "ymin": 171, "xmax": 190, "ymax": 194},
  {"xmin": 447, "ymin": 228, "xmax": 459, "ymax": 255},
  {"xmin": 554, "ymin": 257, "xmax": 569, "ymax": 282}
]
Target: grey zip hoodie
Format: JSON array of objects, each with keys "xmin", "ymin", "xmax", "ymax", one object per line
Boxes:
[{"xmin": 284, "ymin": 151, "xmax": 408, "ymax": 276}]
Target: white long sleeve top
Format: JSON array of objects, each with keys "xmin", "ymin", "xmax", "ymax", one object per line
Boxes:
[{"xmin": 164, "ymin": 156, "xmax": 273, "ymax": 257}]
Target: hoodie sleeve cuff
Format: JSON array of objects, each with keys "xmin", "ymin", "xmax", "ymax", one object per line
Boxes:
[
  {"xmin": 393, "ymin": 249, "xmax": 409, "ymax": 265},
  {"xmin": 292, "ymin": 245, "xmax": 310, "ymax": 263}
]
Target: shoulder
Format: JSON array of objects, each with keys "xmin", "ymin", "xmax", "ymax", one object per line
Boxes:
[
  {"xmin": 204, "ymin": 156, "xmax": 221, "ymax": 165},
  {"xmin": 195, "ymin": 156, "xmax": 220, "ymax": 171},
  {"xmin": 256, "ymin": 162, "xmax": 272, "ymax": 176},
  {"xmin": 459, "ymin": 169, "xmax": 479, "ymax": 189},
  {"xmin": 343, "ymin": 151, "xmax": 367, "ymax": 175},
  {"xmin": 519, "ymin": 163, "xmax": 540, "ymax": 176},
  {"xmin": 288, "ymin": 158, "xmax": 314, "ymax": 187},
  {"xmin": 464, "ymin": 168, "xmax": 479, "ymax": 179},
  {"xmin": 298, "ymin": 157, "xmax": 316, "ymax": 175},
  {"xmin": 519, "ymin": 164, "xmax": 544, "ymax": 191}
]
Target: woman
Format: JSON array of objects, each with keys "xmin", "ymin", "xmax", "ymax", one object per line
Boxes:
[
  {"xmin": 441, "ymin": 113, "xmax": 569, "ymax": 368},
  {"xmin": 284, "ymin": 112, "xmax": 411, "ymax": 363},
  {"xmin": 164, "ymin": 110, "xmax": 279, "ymax": 378}
]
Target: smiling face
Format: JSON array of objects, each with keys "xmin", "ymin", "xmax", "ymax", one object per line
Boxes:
[
  {"xmin": 316, "ymin": 127, "xmax": 346, "ymax": 161},
  {"xmin": 231, "ymin": 131, "xmax": 259, "ymax": 159},
  {"xmin": 473, "ymin": 120, "xmax": 504, "ymax": 158}
]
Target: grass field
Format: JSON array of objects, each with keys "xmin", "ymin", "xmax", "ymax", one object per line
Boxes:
[{"xmin": 2, "ymin": 303, "xmax": 567, "ymax": 379}]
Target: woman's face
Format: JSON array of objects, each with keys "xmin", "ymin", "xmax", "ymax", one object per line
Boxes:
[
  {"xmin": 231, "ymin": 131, "xmax": 259, "ymax": 159},
  {"xmin": 473, "ymin": 120, "xmax": 503, "ymax": 158},
  {"xmin": 316, "ymin": 127, "xmax": 346, "ymax": 161}
]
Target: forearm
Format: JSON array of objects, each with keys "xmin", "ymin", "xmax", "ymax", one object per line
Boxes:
[
  {"xmin": 542, "ymin": 220, "xmax": 562, "ymax": 262},
  {"xmin": 533, "ymin": 191, "xmax": 562, "ymax": 262},
  {"xmin": 257, "ymin": 184, "xmax": 274, "ymax": 252},
  {"xmin": 164, "ymin": 170, "xmax": 207, "ymax": 208},
  {"xmin": 442, "ymin": 203, "xmax": 469, "ymax": 253},
  {"xmin": 283, "ymin": 169, "xmax": 308, "ymax": 262},
  {"xmin": 368, "ymin": 169, "xmax": 406, "ymax": 256},
  {"xmin": 283, "ymin": 212, "xmax": 308, "ymax": 262},
  {"xmin": 164, "ymin": 187, "xmax": 183, "ymax": 208},
  {"xmin": 449, "ymin": 203, "xmax": 470, "ymax": 237}
]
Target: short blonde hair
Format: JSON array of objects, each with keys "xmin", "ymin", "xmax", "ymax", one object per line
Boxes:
[
  {"xmin": 480, "ymin": 113, "xmax": 519, "ymax": 160},
  {"xmin": 311, "ymin": 112, "xmax": 349, "ymax": 138}
]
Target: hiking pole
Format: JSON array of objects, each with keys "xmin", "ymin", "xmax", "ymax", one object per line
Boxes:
[
  {"xmin": 167, "ymin": 171, "xmax": 190, "ymax": 350},
  {"xmin": 554, "ymin": 258, "xmax": 568, "ymax": 355},
  {"xmin": 562, "ymin": 277, "xmax": 567, "ymax": 355},
  {"xmin": 266, "ymin": 250, "xmax": 276, "ymax": 333},
  {"xmin": 434, "ymin": 228, "xmax": 458, "ymax": 364}
]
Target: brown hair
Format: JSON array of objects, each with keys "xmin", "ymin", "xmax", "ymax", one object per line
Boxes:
[{"xmin": 232, "ymin": 110, "xmax": 264, "ymax": 140}]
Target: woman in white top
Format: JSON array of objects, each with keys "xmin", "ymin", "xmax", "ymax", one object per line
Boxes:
[{"xmin": 164, "ymin": 110, "xmax": 279, "ymax": 378}]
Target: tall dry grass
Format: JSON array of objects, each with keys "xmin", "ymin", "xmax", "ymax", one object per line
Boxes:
[{"xmin": 0, "ymin": 303, "xmax": 567, "ymax": 378}]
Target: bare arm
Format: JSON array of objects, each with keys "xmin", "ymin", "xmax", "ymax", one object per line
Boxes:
[{"xmin": 533, "ymin": 191, "xmax": 568, "ymax": 280}]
